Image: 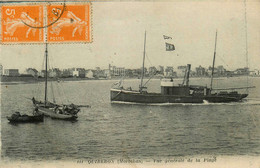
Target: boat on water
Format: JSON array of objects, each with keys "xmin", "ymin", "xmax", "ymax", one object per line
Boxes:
[
  {"xmin": 32, "ymin": 44, "xmax": 80, "ymax": 120},
  {"xmin": 36, "ymin": 106, "xmax": 78, "ymax": 120},
  {"xmin": 7, "ymin": 112, "xmax": 44, "ymax": 123},
  {"xmin": 110, "ymin": 31, "xmax": 251, "ymax": 104}
]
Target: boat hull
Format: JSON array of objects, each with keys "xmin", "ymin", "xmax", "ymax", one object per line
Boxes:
[
  {"xmin": 110, "ymin": 89, "xmax": 248, "ymax": 104},
  {"xmin": 37, "ymin": 106, "xmax": 78, "ymax": 121},
  {"xmin": 7, "ymin": 115, "xmax": 44, "ymax": 123}
]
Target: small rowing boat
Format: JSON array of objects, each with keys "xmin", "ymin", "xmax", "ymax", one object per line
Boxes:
[{"xmin": 7, "ymin": 111, "xmax": 44, "ymax": 123}]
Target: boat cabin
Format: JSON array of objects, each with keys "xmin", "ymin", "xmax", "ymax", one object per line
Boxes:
[
  {"xmin": 160, "ymin": 78, "xmax": 211, "ymax": 96},
  {"xmin": 161, "ymin": 79, "xmax": 190, "ymax": 96}
]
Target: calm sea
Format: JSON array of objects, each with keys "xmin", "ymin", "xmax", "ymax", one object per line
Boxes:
[{"xmin": 1, "ymin": 77, "xmax": 260, "ymax": 161}]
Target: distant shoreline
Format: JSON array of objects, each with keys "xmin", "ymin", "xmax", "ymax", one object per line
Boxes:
[
  {"xmin": 0, "ymin": 76, "xmax": 106, "ymax": 84},
  {"xmin": 1, "ymin": 75, "xmax": 258, "ymax": 85}
]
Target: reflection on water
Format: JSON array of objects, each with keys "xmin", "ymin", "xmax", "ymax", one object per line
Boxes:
[{"xmin": 1, "ymin": 77, "xmax": 260, "ymax": 161}]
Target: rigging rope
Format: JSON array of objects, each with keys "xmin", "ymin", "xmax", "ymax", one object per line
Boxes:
[
  {"xmin": 142, "ymin": 53, "xmax": 157, "ymax": 88},
  {"xmin": 145, "ymin": 53, "xmax": 153, "ymax": 67},
  {"xmin": 60, "ymin": 82, "xmax": 70, "ymax": 104},
  {"xmin": 47, "ymin": 51, "xmax": 54, "ymax": 103},
  {"xmin": 50, "ymin": 81, "xmax": 56, "ymax": 103},
  {"xmin": 218, "ymin": 55, "xmax": 230, "ymax": 69},
  {"xmin": 47, "ymin": 46, "xmax": 67, "ymax": 104}
]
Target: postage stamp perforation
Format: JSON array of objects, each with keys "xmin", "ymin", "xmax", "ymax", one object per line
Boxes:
[
  {"xmin": 89, "ymin": 1, "xmax": 93, "ymax": 43},
  {"xmin": 0, "ymin": 42, "xmax": 47, "ymax": 45},
  {"xmin": 0, "ymin": 6, "xmax": 2, "ymax": 43},
  {"xmin": 0, "ymin": 2, "xmax": 52, "ymax": 9}
]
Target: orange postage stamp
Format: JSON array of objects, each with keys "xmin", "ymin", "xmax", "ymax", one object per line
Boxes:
[
  {"xmin": 47, "ymin": 3, "xmax": 91, "ymax": 43},
  {"xmin": 1, "ymin": 5, "xmax": 44, "ymax": 43}
]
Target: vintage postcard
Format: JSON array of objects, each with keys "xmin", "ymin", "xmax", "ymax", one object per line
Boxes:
[{"xmin": 0, "ymin": 0, "xmax": 259, "ymax": 168}]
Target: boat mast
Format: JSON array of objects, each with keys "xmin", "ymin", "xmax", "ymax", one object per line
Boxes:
[
  {"xmin": 44, "ymin": 43, "xmax": 48, "ymax": 106},
  {"xmin": 140, "ymin": 31, "xmax": 146, "ymax": 92},
  {"xmin": 210, "ymin": 30, "xmax": 218, "ymax": 91},
  {"xmin": 244, "ymin": 0, "xmax": 249, "ymax": 93}
]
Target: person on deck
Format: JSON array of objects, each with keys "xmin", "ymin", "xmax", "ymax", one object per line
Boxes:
[
  {"xmin": 33, "ymin": 106, "xmax": 39, "ymax": 115},
  {"xmin": 54, "ymin": 105, "xmax": 59, "ymax": 113},
  {"xmin": 32, "ymin": 97, "xmax": 36, "ymax": 104}
]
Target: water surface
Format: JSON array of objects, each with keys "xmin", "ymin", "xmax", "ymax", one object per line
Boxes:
[{"xmin": 1, "ymin": 77, "xmax": 260, "ymax": 161}]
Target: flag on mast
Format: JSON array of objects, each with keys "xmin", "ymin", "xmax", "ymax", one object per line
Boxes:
[
  {"xmin": 165, "ymin": 43, "xmax": 175, "ymax": 51},
  {"xmin": 163, "ymin": 35, "xmax": 172, "ymax": 39}
]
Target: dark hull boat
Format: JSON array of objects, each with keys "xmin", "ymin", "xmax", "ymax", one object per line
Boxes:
[
  {"xmin": 110, "ymin": 31, "xmax": 250, "ymax": 104},
  {"xmin": 110, "ymin": 87, "xmax": 248, "ymax": 104},
  {"xmin": 7, "ymin": 112, "xmax": 43, "ymax": 123}
]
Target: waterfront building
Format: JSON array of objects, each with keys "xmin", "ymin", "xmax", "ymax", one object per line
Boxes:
[
  {"xmin": 157, "ymin": 65, "xmax": 164, "ymax": 75},
  {"xmin": 195, "ymin": 65, "xmax": 206, "ymax": 76},
  {"xmin": 85, "ymin": 70, "xmax": 94, "ymax": 78},
  {"xmin": 0, "ymin": 64, "xmax": 3, "ymax": 76},
  {"xmin": 104, "ymin": 69, "xmax": 111, "ymax": 79},
  {"xmin": 49, "ymin": 68, "xmax": 61, "ymax": 78},
  {"xmin": 61, "ymin": 69, "xmax": 73, "ymax": 77},
  {"xmin": 77, "ymin": 68, "xmax": 86, "ymax": 78},
  {"xmin": 176, "ymin": 65, "xmax": 186, "ymax": 77},
  {"xmin": 164, "ymin": 66, "xmax": 174, "ymax": 77},
  {"xmin": 4, "ymin": 69, "xmax": 19, "ymax": 76},
  {"xmin": 132, "ymin": 68, "xmax": 142, "ymax": 77},
  {"xmin": 234, "ymin": 67, "xmax": 249, "ymax": 75},
  {"xmin": 72, "ymin": 69, "xmax": 79, "ymax": 77},
  {"xmin": 217, "ymin": 65, "xmax": 226, "ymax": 76},
  {"xmin": 250, "ymin": 69, "xmax": 260, "ymax": 76},
  {"xmin": 125, "ymin": 69, "xmax": 133, "ymax": 77},
  {"xmin": 207, "ymin": 66, "xmax": 218, "ymax": 76},
  {"xmin": 70, "ymin": 68, "xmax": 85, "ymax": 78},
  {"xmin": 148, "ymin": 66, "xmax": 157, "ymax": 75},
  {"xmin": 109, "ymin": 65, "xmax": 125, "ymax": 77},
  {"xmin": 37, "ymin": 70, "xmax": 45, "ymax": 78},
  {"xmin": 26, "ymin": 68, "xmax": 38, "ymax": 77}
]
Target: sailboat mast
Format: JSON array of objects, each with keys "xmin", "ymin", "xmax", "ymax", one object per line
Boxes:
[
  {"xmin": 140, "ymin": 31, "xmax": 146, "ymax": 92},
  {"xmin": 210, "ymin": 30, "xmax": 218, "ymax": 91},
  {"xmin": 244, "ymin": 0, "xmax": 249, "ymax": 93},
  {"xmin": 44, "ymin": 43, "xmax": 48, "ymax": 106}
]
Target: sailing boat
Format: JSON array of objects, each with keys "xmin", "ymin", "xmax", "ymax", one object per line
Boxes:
[
  {"xmin": 32, "ymin": 43, "xmax": 80, "ymax": 120},
  {"xmin": 110, "ymin": 31, "xmax": 251, "ymax": 104}
]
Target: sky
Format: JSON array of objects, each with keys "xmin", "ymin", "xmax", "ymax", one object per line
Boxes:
[{"xmin": 1, "ymin": 0, "xmax": 260, "ymax": 72}]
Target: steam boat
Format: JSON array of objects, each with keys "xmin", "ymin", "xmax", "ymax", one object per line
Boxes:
[{"xmin": 110, "ymin": 31, "xmax": 250, "ymax": 104}]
